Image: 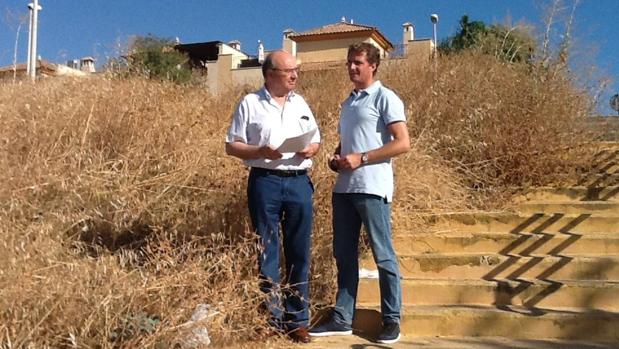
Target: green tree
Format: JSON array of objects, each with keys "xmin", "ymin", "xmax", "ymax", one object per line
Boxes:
[
  {"xmin": 126, "ymin": 34, "xmax": 191, "ymax": 83},
  {"xmin": 439, "ymin": 15, "xmax": 487, "ymax": 53},
  {"xmin": 439, "ymin": 15, "xmax": 536, "ymax": 64},
  {"xmin": 483, "ymin": 24, "xmax": 536, "ymax": 63}
]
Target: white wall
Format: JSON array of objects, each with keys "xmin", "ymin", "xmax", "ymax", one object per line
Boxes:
[{"xmin": 232, "ymin": 67, "xmax": 263, "ymax": 88}]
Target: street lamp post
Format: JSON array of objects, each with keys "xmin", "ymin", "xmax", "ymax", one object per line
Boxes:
[
  {"xmin": 430, "ymin": 13, "xmax": 439, "ymax": 58},
  {"xmin": 26, "ymin": 3, "xmax": 32, "ymax": 76},
  {"xmin": 27, "ymin": 0, "xmax": 41, "ymax": 81}
]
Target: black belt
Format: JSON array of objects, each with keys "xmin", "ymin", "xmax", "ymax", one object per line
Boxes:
[{"xmin": 252, "ymin": 167, "xmax": 307, "ymax": 177}]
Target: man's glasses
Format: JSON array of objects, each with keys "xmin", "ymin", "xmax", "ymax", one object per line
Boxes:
[{"xmin": 271, "ymin": 67, "xmax": 300, "ymax": 74}]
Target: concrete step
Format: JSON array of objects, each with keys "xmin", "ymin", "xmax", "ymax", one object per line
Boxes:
[
  {"xmin": 357, "ymin": 278, "xmax": 619, "ymax": 310},
  {"xmin": 392, "ymin": 231, "xmax": 619, "ymax": 255},
  {"xmin": 514, "ymin": 201, "xmax": 619, "ymax": 216},
  {"xmin": 512, "ymin": 186, "xmax": 619, "ymax": 203},
  {"xmin": 585, "ymin": 160, "xmax": 618, "ymax": 174},
  {"xmin": 351, "ymin": 305, "xmax": 619, "ymax": 341},
  {"xmin": 598, "ymin": 141, "xmax": 619, "ymax": 149},
  {"xmin": 590, "ymin": 146, "xmax": 618, "ymax": 159},
  {"xmin": 590, "ymin": 141, "xmax": 619, "ymax": 149},
  {"xmin": 421, "ymin": 212, "xmax": 619, "ymax": 234},
  {"xmin": 574, "ymin": 173, "xmax": 619, "ymax": 188},
  {"xmin": 360, "ymin": 253, "xmax": 619, "ymax": 280},
  {"xmin": 305, "ymin": 335, "xmax": 619, "ymax": 349}
]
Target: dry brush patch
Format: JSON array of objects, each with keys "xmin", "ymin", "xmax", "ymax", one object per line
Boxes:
[
  {"xmin": 0, "ymin": 50, "xmax": 596, "ymax": 347},
  {"xmin": 0, "ymin": 77, "xmax": 267, "ymax": 347},
  {"xmin": 382, "ymin": 53, "xmax": 594, "ymax": 196}
]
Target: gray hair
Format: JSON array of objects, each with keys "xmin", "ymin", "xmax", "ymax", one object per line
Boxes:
[{"xmin": 261, "ymin": 52, "xmax": 276, "ymax": 78}]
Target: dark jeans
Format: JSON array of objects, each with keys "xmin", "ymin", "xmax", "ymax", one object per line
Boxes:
[
  {"xmin": 247, "ymin": 168, "xmax": 314, "ymax": 330},
  {"xmin": 331, "ymin": 192, "xmax": 402, "ymax": 325}
]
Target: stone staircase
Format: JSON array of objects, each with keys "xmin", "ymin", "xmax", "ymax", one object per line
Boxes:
[{"xmin": 351, "ymin": 142, "xmax": 619, "ymax": 343}]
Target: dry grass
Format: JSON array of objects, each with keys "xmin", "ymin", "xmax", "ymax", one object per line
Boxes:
[
  {"xmin": 0, "ymin": 51, "xmax": 597, "ymax": 347},
  {"xmin": 385, "ymin": 53, "xmax": 593, "ymax": 195},
  {"xmin": 1, "ymin": 78, "xmax": 267, "ymax": 348}
]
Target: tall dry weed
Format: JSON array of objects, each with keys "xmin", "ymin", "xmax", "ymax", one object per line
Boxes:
[
  {"xmin": 0, "ymin": 77, "xmax": 269, "ymax": 347},
  {"xmin": 381, "ymin": 53, "xmax": 594, "ymax": 201},
  {"xmin": 0, "ymin": 48, "xmax": 597, "ymax": 347}
]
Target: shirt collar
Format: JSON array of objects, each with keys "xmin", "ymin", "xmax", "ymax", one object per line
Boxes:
[
  {"xmin": 351, "ymin": 80, "xmax": 382, "ymax": 98},
  {"xmin": 261, "ymin": 85, "xmax": 295, "ymax": 102}
]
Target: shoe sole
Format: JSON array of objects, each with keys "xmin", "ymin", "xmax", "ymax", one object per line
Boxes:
[
  {"xmin": 308, "ymin": 330, "xmax": 353, "ymax": 337},
  {"xmin": 377, "ymin": 333, "xmax": 401, "ymax": 344}
]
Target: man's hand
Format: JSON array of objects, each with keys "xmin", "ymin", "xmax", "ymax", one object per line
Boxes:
[
  {"xmin": 328, "ymin": 154, "xmax": 340, "ymax": 172},
  {"xmin": 259, "ymin": 145, "xmax": 283, "ymax": 160},
  {"xmin": 296, "ymin": 143, "xmax": 320, "ymax": 159},
  {"xmin": 336, "ymin": 153, "xmax": 363, "ymax": 170}
]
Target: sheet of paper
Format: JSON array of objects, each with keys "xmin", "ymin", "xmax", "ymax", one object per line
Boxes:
[{"xmin": 276, "ymin": 128, "xmax": 317, "ymax": 153}]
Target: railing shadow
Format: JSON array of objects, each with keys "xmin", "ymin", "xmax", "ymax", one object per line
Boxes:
[
  {"xmin": 600, "ymin": 186, "xmax": 619, "ymax": 201},
  {"xmin": 482, "ymin": 146, "xmax": 618, "ymax": 314},
  {"xmin": 577, "ymin": 148, "xmax": 617, "ymax": 189},
  {"xmin": 482, "ymin": 213, "xmax": 590, "ymax": 316}
]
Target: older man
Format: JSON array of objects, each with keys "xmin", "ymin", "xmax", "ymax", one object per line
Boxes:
[{"xmin": 225, "ymin": 50, "xmax": 320, "ymax": 343}]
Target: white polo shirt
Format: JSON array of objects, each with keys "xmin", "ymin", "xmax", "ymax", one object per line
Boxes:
[{"xmin": 225, "ymin": 86, "xmax": 321, "ymax": 170}]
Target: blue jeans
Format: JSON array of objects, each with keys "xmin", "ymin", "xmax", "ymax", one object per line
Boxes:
[
  {"xmin": 331, "ymin": 193, "xmax": 401, "ymax": 325},
  {"xmin": 247, "ymin": 168, "xmax": 313, "ymax": 330}
]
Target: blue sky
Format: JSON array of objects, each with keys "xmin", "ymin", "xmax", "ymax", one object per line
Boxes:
[{"xmin": 1, "ymin": 0, "xmax": 617, "ymax": 114}]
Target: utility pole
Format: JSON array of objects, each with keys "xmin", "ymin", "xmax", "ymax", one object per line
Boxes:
[
  {"xmin": 27, "ymin": 0, "xmax": 41, "ymax": 81},
  {"xmin": 26, "ymin": 3, "xmax": 33, "ymax": 76}
]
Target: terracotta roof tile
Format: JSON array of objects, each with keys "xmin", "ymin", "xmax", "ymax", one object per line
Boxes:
[
  {"xmin": 288, "ymin": 21, "xmax": 394, "ymax": 50},
  {"xmin": 290, "ymin": 21, "xmax": 376, "ymax": 37},
  {"xmin": 0, "ymin": 60, "xmax": 57, "ymax": 74}
]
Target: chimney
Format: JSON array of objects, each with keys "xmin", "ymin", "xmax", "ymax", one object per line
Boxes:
[
  {"xmin": 402, "ymin": 22, "xmax": 414, "ymax": 44},
  {"xmin": 228, "ymin": 40, "xmax": 241, "ymax": 51},
  {"xmin": 350, "ymin": 19, "xmax": 354, "ymax": 24},
  {"xmin": 257, "ymin": 40, "xmax": 265, "ymax": 63},
  {"xmin": 341, "ymin": 16, "xmax": 346, "ymax": 22},
  {"xmin": 80, "ymin": 56, "xmax": 95, "ymax": 73},
  {"xmin": 282, "ymin": 29, "xmax": 297, "ymax": 57}
]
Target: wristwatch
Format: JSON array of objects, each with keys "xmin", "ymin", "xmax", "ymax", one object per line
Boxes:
[{"xmin": 361, "ymin": 152, "xmax": 369, "ymax": 164}]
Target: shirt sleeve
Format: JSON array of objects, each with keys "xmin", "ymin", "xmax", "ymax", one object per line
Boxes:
[
  {"xmin": 225, "ymin": 98, "xmax": 248, "ymax": 143},
  {"xmin": 307, "ymin": 105, "xmax": 321, "ymax": 143},
  {"xmin": 296, "ymin": 96, "xmax": 321, "ymax": 144},
  {"xmin": 377, "ymin": 89, "xmax": 406, "ymax": 125}
]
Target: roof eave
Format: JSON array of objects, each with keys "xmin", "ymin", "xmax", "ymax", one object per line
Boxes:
[
  {"xmin": 371, "ymin": 31, "xmax": 394, "ymax": 50},
  {"xmin": 290, "ymin": 29, "xmax": 393, "ymax": 51},
  {"xmin": 290, "ymin": 30, "xmax": 373, "ymax": 42}
]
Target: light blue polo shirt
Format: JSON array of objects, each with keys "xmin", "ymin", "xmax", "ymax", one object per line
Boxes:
[{"xmin": 333, "ymin": 80, "xmax": 406, "ymax": 202}]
